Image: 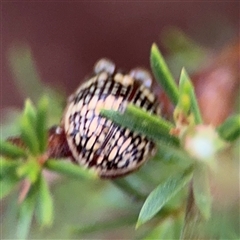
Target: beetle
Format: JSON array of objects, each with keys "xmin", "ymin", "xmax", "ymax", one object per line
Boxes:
[{"xmin": 55, "ymin": 58, "xmax": 161, "ymax": 178}]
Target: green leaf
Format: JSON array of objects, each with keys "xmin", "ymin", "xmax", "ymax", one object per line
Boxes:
[
  {"xmin": 0, "ymin": 175, "xmax": 19, "ymax": 199},
  {"xmin": 101, "ymin": 104, "xmax": 179, "ymax": 146},
  {"xmin": 0, "ymin": 158, "xmax": 20, "ymax": 198},
  {"xmin": 143, "ymin": 216, "xmax": 182, "ymax": 240},
  {"xmin": 16, "ymin": 183, "xmax": 37, "ymax": 239},
  {"xmin": 150, "ymin": 43, "xmax": 179, "ymax": 105},
  {"xmin": 0, "ymin": 157, "xmax": 20, "ymax": 178},
  {"xmin": 178, "ymin": 68, "xmax": 192, "ymax": 114},
  {"xmin": 161, "ymin": 27, "xmax": 205, "ymax": 55},
  {"xmin": 36, "ymin": 96, "xmax": 49, "ymax": 153},
  {"xmin": 35, "ymin": 174, "xmax": 53, "ymax": 227},
  {"xmin": 0, "ymin": 140, "xmax": 26, "ymax": 159},
  {"xmin": 17, "ymin": 159, "xmax": 40, "ymax": 183},
  {"xmin": 7, "ymin": 44, "xmax": 44, "ymax": 102},
  {"xmin": 154, "ymin": 142, "xmax": 193, "ymax": 166},
  {"xmin": 161, "ymin": 27, "xmax": 206, "ymax": 75},
  {"xmin": 44, "ymin": 160, "xmax": 96, "ymax": 180},
  {"xmin": 20, "ymin": 100, "xmax": 39, "ymax": 155},
  {"xmin": 193, "ymin": 164, "xmax": 212, "ymax": 220},
  {"xmin": 217, "ymin": 115, "xmax": 240, "ymax": 142},
  {"xmin": 71, "ymin": 215, "xmax": 136, "ymax": 237},
  {"xmin": 112, "ymin": 178, "xmax": 145, "ymax": 201},
  {"xmin": 23, "ymin": 99, "xmax": 37, "ymax": 126},
  {"xmin": 179, "ymin": 68, "xmax": 202, "ymax": 124},
  {"xmin": 189, "ymin": 88, "xmax": 202, "ymax": 124},
  {"xmin": 0, "ymin": 109, "xmax": 21, "ymax": 140},
  {"xmin": 136, "ymin": 166, "xmax": 193, "ymax": 228},
  {"xmin": 7, "ymin": 44, "xmax": 64, "ymax": 126}
]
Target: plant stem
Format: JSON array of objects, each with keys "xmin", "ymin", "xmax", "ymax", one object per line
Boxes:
[
  {"xmin": 180, "ymin": 182, "xmax": 202, "ymax": 240},
  {"xmin": 112, "ymin": 178, "xmax": 146, "ymax": 201},
  {"xmin": 70, "ymin": 214, "xmax": 137, "ymax": 236}
]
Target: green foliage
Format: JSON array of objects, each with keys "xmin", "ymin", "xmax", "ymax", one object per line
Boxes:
[
  {"xmin": 17, "ymin": 158, "xmax": 40, "ymax": 183},
  {"xmin": 193, "ymin": 164, "xmax": 211, "ymax": 220},
  {"xmin": 112, "ymin": 177, "xmax": 146, "ymax": 201},
  {"xmin": 0, "ymin": 141, "xmax": 26, "ymax": 159},
  {"xmin": 7, "ymin": 44, "xmax": 65, "ymax": 128},
  {"xmin": 8, "ymin": 44, "xmax": 44, "ymax": 102},
  {"xmin": 153, "ymin": 142, "xmax": 192, "ymax": 166},
  {"xmin": 1, "ymin": 96, "xmax": 96, "ymax": 239},
  {"xmin": 217, "ymin": 115, "xmax": 240, "ymax": 141},
  {"xmin": 0, "ymin": 158, "xmax": 20, "ymax": 199},
  {"xmin": 160, "ymin": 27, "xmax": 207, "ymax": 76},
  {"xmin": 35, "ymin": 174, "xmax": 54, "ymax": 227},
  {"xmin": 0, "ymin": 174, "xmax": 19, "ymax": 199},
  {"xmin": 101, "ymin": 104, "xmax": 179, "ymax": 146},
  {"xmin": 16, "ymin": 183, "xmax": 38, "ymax": 239},
  {"xmin": 19, "ymin": 98, "xmax": 48, "ymax": 155},
  {"xmin": 100, "ymin": 43, "xmax": 239, "ymax": 238},
  {"xmin": 36, "ymin": 96, "xmax": 48, "ymax": 153},
  {"xmin": 1, "ymin": 97, "xmax": 54, "ymax": 238},
  {"xmin": 150, "ymin": 43, "xmax": 179, "ymax": 105},
  {"xmin": 1, "ymin": 41, "xmax": 239, "ymax": 240},
  {"xmin": 20, "ymin": 106, "xmax": 39, "ymax": 155},
  {"xmin": 45, "ymin": 160, "xmax": 96, "ymax": 180},
  {"xmin": 70, "ymin": 215, "xmax": 137, "ymax": 237},
  {"xmin": 178, "ymin": 68, "xmax": 203, "ymax": 124},
  {"xmin": 136, "ymin": 166, "xmax": 193, "ymax": 228}
]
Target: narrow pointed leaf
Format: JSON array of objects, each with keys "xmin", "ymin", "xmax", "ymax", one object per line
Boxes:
[
  {"xmin": 8, "ymin": 44, "xmax": 44, "ymax": 102},
  {"xmin": 0, "ymin": 140, "xmax": 26, "ymax": 158},
  {"xmin": 0, "ymin": 176, "xmax": 19, "ymax": 199},
  {"xmin": 101, "ymin": 104, "xmax": 179, "ymax": 146},
  {"xmin": 23, "ymin": 99, "xmax": 37, "ymax": 126},
  {"xmin": 217, "ymin": 115, "xmax": 240, "ymax": 142},
  {"xmin": 35, "ymin": 174, "xmax": 53, "ymax": 227},
  {"xmin": 179, "ymin": 68, "xmax": 202, "ymax": 124},
  {"xmin": 137, "ymin": 166, "xmax": 193, "ymax": 228},
  {"xmin": 0, "ymin": 157, "xmax": 20, "ymax": 178},
  {"xmin": 178, "ymin": 68, "xmax": 192, "ymax": 114},
  {"xmin": 193, "ymin": 164, "xmax": 212, "ymax": 220},
  {"xmin": 20, "ymin": 111, "xmax": 39, "ymax": 155},
  {"xmin": 150, "ymin": 43, "xmax": 179, "ymax": 105},
  {"xmin": 36, "ymin": 96, "xmax": 49, "ymax": 153},
  {"xmin": 189, "ymin": 88, "xmax": 202, "ymax": 124},
  {"xmin": 0, "ymin": 158, "xmax": 20, "ymax": 198},
  {"xmin": 16, "ymin": 183, "xmax": 37, "ymax": 239},
  {"xmin": 44, "ymin": 160, "xmax": 96, "ymax": 180}
]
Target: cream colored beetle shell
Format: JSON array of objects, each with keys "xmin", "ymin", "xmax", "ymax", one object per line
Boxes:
[{"xmin": 63, "ymin": 59, "xmax": 161, "ymax": 178}]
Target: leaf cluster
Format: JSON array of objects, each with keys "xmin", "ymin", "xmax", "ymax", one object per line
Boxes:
[
  {"xmin": 101, "ymin": 43, "xmax": 240, "ymax": 232},
  {"xmin": 1, "ymin": 97, "xmax": 96, "ymax": 239},
  {"xmin": 1, "ymin": 42, "xmax": 239, "ymax": 239}
]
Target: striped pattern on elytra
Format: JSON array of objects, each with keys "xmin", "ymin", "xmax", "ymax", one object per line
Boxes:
[{"xmin": 63, "ymin": 59, "xmax": 161, "ymax": 178}]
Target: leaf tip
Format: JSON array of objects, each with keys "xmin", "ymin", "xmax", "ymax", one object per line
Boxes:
[
  {"xmin": 135, "ymin": 220, "xmax": 142, "ymax": 229},
  {"xmin": 180, "ymin": 67, "xmax": 187, "ymax": 80},
  {"xmin": 151, "ymin": 42, "xmax": 158, "ymax": 50}
]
